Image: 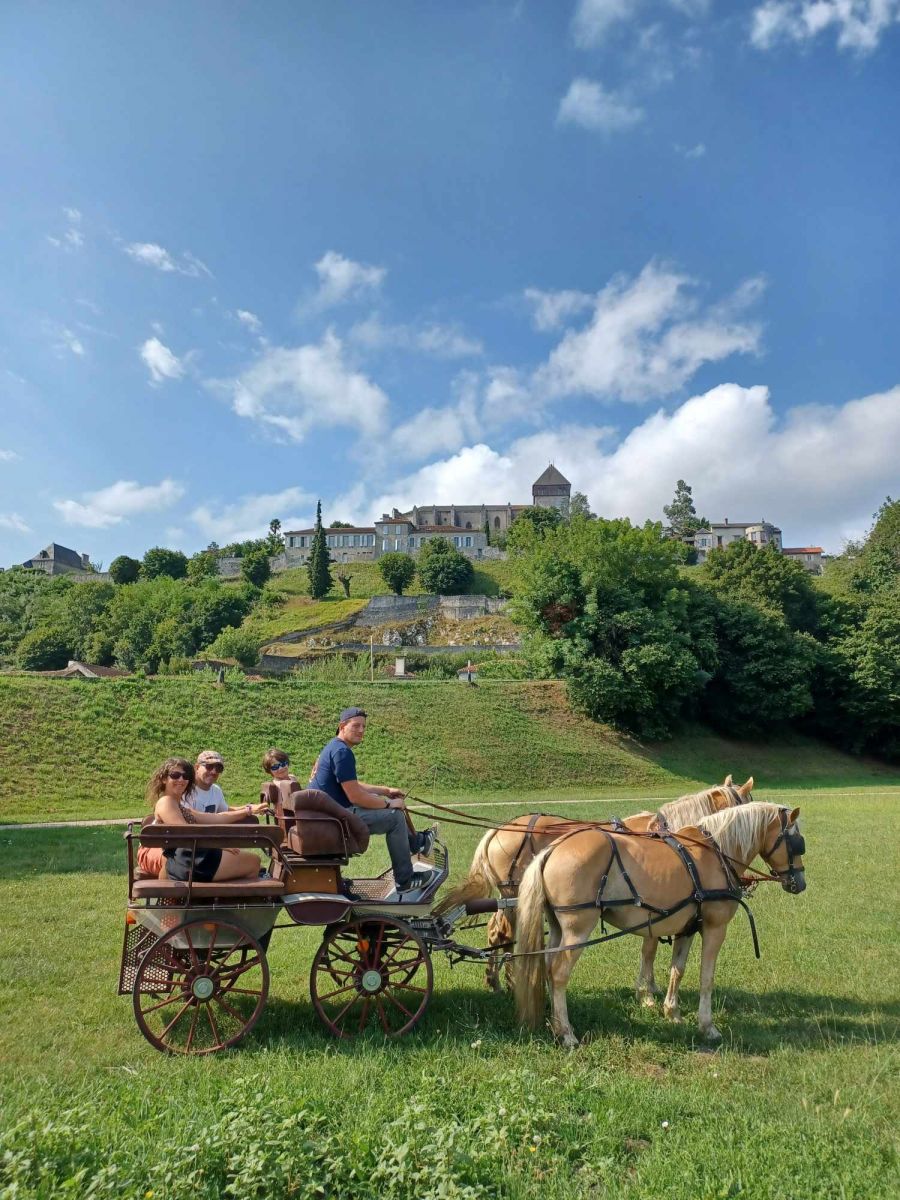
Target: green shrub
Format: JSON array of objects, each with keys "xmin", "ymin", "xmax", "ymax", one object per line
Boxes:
[
  {"xmin": 205, "ymin": 625, "xmax": 263, "ymax": 669},
  {"xmin": 16, "ymin": 625, "xmax": 71, "ymax": 670}
]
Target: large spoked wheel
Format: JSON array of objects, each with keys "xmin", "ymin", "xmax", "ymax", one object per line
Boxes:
[
  {"xmin": 310, "ymin": 917, "xmax": 433, "ymax": 1039},
  {"xmin": 133, "ymin": 919, "xmax": 269, "ymax": 1054}
]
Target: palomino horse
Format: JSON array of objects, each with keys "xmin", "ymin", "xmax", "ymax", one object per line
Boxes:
[
  {"xmin": 436, "ymin": 776, "xmax": 754, "ymax": 992},
  {"xmin": 514, "ymin": 802, "xmax": 805, "ymax": 1047}
]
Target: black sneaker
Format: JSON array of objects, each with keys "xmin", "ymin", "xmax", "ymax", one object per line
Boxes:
[
  {"xmin": 397, "ymin": 868, "xmax": 438, "ymax": 900},
  {"xmin": 418, "ymin": 826, "xmax": 438, "ymax": 859}
]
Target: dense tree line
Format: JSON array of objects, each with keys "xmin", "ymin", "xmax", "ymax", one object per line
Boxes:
[{"xmin": 512, "ymin": 500, "xmax": 899, "ymax": 760}]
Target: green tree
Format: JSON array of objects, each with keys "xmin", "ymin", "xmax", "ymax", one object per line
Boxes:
[
  {"xmin": 416, "ymin": 538, "xmax": 473, "ymax": 595},
  {"xmin": 109, "ymin": 555, "xmax": 141, "ymax": 585},
  {"xmin": 265, "ymin": 519, "xmax": 284, "ymax": 556},
  {"xmin": 329, "ymin": 520, "xmax": 352, "ymax": 528},
  {"xmin": 515, "ymin": 518, "xmax": 716, "ymax": 737},
  {"xmin": 569, "ymin": 491, "xmax": 596, "ymax": 520},
  {"xmin": 483, "ymin": 518, "xmax": 491, "ymax": 546},
  {"xmin": 663, "ymin": 480, "xmax": 707, "ymax": 540},
  {"xmin": 141, "ymin": 547, "xmax": 188, "ymax": 580},
  {"xmin": 17, "ymin": 625, "xmax": 71, "ymax": 670},
  {"xmin": 187, "ymin": 550, "xmax": 220, "ymax": 582},
  {"xmin": 206, "ymin": 624, "xmax": 262, "ymax": 669},
  {"xmin": 307, "ymin": 501, "xmax": 333, "ymax": 599},
  {"xmin": 378, "ymin": 552, "xmax": 416, "ymax": 596},
  {"xmin": 701, "ymin": 539, "xmax": 821, "ymax": 633},
  {"xmin": 241, "ymin": 546, "xmax": 272, "ymax": 589},
  {"xmin": 507, "ymin": 506, "xmax": 563, "ymax": 554}
]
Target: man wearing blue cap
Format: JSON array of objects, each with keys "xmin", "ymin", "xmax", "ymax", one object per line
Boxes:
[{"xmin": 310, "ymin": 707, "xmax": 437, "ymax": 899}]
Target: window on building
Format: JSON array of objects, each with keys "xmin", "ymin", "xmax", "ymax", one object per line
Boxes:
[
  {"xmin": 465, "ymin": 521, "xmax": 471, "ymax": 529},
  {"xmin": 494, "ymin": 517, "xmax": 500, "ymax": 529},
  {"xmin": 464, "ymin": 536, "xmax": 472, "ymax": 547}
]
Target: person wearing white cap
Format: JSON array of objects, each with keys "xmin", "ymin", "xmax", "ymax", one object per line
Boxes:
[{"xmin": 186, "ymin": 750, "xmax": 230, "ymax": 813}]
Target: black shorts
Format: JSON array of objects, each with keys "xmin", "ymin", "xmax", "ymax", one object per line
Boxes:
[{"xmin": 164, "ymin": 847, "xmax": 223, "ymax": 883}]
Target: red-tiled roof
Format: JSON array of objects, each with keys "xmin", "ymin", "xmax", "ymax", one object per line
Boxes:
[{"xmin": 783, "ymin": 547, "xmax": 823, "ymax": 554}]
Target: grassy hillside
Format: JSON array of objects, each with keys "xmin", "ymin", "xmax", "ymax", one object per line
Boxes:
[{"xmin": 1, "ymin": 676, "xmax": 898, "ymax": 823}]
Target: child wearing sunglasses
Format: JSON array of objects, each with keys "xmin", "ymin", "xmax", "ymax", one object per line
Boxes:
[
  {"xmin": 140, "ymin": 757, "xmax": 268, "ymax": 883},
  {"xmin": 261, "ymin": 748, "xmax": 297, "ymax": 783}
]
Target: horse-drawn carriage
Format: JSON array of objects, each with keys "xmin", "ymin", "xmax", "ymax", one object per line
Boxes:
[
  {"xmin": 118, "ymin": 780, "xmax": 508, "ymax": 1054},
  {"xmin": 118, "ymin": 778, "xmax": 806, "ymax": 1054}
]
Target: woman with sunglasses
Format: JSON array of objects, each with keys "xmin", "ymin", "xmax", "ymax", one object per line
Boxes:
[{"xmin": 143, "ymin": 757, "xmax": 269, "ymax": 883}]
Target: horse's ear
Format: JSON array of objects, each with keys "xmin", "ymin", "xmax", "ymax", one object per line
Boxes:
[
  {"xmin": 739, "ymin": 776, "xmax": 754, "ymax": 796},
  {"xmin": 789, "ymin": 806, "xmax": 800, "ymax": 822},
  {"xmin": 723, "ymin": 774, "xmax": 733, "ymax": 787}
]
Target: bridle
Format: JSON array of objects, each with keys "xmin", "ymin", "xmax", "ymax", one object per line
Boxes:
[{"xmin": 760, "ymin": 808, "xmax": 806, "ymax": 892}]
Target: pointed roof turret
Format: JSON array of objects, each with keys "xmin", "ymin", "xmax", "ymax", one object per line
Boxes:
[{"xmin": 533, "ymin": 463, "xmax": 570, "ymax": 488}]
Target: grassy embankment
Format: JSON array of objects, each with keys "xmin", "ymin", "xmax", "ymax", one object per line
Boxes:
[
  {"xmin": 2, "ymin": 675, "xmax": 898, "ymax": 824},
  {"xmin": 237, "ymin": 560, "xmax": 519, "ymax": 650},
  {"xmin": 0, "ymin": 789, "xmax": 898, "ymax": 1198}
]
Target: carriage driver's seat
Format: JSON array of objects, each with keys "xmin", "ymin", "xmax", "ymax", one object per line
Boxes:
[{"xmin": 261, "ymin": 780, "xmax": 370, "ymax": 863}]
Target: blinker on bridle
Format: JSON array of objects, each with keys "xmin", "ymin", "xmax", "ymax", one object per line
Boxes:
[{"xmin": 764, "ymin": 808, "xmax": 805, "ymax": 890}]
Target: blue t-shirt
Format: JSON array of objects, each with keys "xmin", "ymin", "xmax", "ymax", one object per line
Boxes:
[{"xmin": 310, "ymin": 737, "xmax": 358, "ymax": 809}]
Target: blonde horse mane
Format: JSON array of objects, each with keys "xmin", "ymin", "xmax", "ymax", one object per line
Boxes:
[
  {"xmin": 655, "ymin": 786, "xmax": 730, "ymax": 830},
  {"xmin": 700, "ymin": 802, "xmax": 785, "ymax": 864}
]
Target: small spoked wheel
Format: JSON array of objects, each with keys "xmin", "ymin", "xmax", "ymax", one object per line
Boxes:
[
  {"xmin": 310, "ymin": 917, "xmax": 433, "ymax": 1039},
  {"xmin": 133, "ymin": 919, "xmax": 269, "ymax": 1054}
]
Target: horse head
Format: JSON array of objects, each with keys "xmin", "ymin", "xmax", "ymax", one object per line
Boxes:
[{"xmin": 760, "ymin": 806, "xmax": 806, "ymax": 893}]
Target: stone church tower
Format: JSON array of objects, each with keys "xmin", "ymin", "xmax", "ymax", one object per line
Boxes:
[{"xmin": 531, "ymin": 464, "xmax": 571, "ymax": 517}]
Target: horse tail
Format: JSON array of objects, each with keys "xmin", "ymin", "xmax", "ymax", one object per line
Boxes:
[
  {"xmin": 514, "ymin": 850, "xmax": 550, "ymax": 1029},
  {"xmin": 433, "ymin": 829, "xmax": 499, "ymax": 916}
]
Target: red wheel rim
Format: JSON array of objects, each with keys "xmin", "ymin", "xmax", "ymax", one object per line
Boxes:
[
  {"xmin": 133, "ymin": 919, "xmax": 268, "ymax": 1054},
  {"xmin": 310, "ymin": 918, "xmax": 433, "ymax": 1039}
]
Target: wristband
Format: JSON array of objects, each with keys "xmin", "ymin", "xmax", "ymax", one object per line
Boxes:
[{"xmin": 384, "ymin": 798, "xmax": 390, "ymax": 809}]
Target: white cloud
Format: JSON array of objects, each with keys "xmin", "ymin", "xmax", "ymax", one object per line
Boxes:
[
  {"xmin": 124, "ymin": 242, "xmax": 213, "ymax": 277},
  {"xmin": 751, "ymin": 1, "xmax": 900, "ymax": 53},
  {"xmin": 572, "ymin": 0, "xmax": 634, "ymax": 46},
  {"xmin": 140, "ymin": 337, "xmax": 185, "ymax": 384},
  {"xmin": 236, "ymin": 309, "xmax": 263, "ymax": 333},
  {"xmin": 557, "ymin": 78, "xmax": 644, "ymax": 132},
  {"xmin": 680, "ymin": 141, "xmax": 707, "ymax": 159},
  {"xmin": 191, "ymin": 486, "xmax": 314, "ymax": 544},
  {"xmin": 0, "ymin": 512, "xmax": 31, "ymax": 534},
  {"xmin": 350, "ymin": 315, "xmax": 483, "ymax": 359},
  {"xmin": 54, "ymin": 479, "xmax": 185, "ymax": 529},
  {"xmin": 368, "ymin": 383, "xmax": 900, "ymax": 553},
  {"xmin": 63, "ymin": 207, "xmax": 81, "ymax": 223},
  {"xmin": 56, "ymin": 328, "xmax": 85, "ymax": 357},
  {"xmin": 223, "ymin": 331, "xmax": 389, "ymax": 444},
  {"xmin": 65, "ymin": 228, "xmax": 84, "ymax": 248},
  {"xmin": 534, "ymin": 262, "xmax": 764, "ymax": 403},
  {"xmin": 309, "ymin": 250, "xmax": 387, "ymax": 311},
  {"xmin": 524, "ymin": 287, "xmax": 594, "ymax": 332},
  {"xmin": 0, "ymin": 449, "xmax": 20, "ymax": 462}
]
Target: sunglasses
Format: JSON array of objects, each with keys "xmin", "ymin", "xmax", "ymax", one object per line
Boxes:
[
  {"xmin": 200, "ymin": 762, "xmax": 224, "ymax": 773},
  {"xmin": 270, "ymin": 761, "xmax": 290, "ymax": 772},
  {"xmin": 167, "ymin": 771, "xmax": 190, "ymax": 781}
]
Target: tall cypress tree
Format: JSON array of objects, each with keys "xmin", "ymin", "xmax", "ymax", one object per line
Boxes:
[{"xmin": 307, "ymin": 500, "xmax": 333, "ymax": 599}]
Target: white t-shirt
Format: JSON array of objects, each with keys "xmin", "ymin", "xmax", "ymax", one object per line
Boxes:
[{"xmin": 185, "ymin": 783, "xmax": 228, "ymax": 813}]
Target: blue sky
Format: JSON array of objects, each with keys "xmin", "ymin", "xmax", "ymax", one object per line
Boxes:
[{"xmin": 1, "ymin": 0, "xmax": 898, "ymax": 563}]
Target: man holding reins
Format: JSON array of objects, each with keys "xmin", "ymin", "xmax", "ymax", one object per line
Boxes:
[{"xmin": 310, "ymin": 707, "xmax": 437, "ymax": 899}]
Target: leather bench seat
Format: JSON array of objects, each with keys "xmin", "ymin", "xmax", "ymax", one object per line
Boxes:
[
  {"xmin": 261, "ymin": 782, "xmax": 370, "ymax": 858},
  {"xmin": 131, "ymin": 878, "xmax": 285, "ymax": 899}
]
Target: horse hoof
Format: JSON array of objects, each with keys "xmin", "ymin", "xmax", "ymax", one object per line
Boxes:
[
  {"xmin": 639, "ymin": 993, "xmax": 657, "ymax": 1008},
  {"xmin": 663, "ymin": 1007, "xmax": 682, "ymax": 1024},
  {"xmin": 559, "ymin": 1033, "xmax": 580, "ymax": 1050},
  {"xmin": 701, "ymin": 1025, "xmax": 722, "ymax": 1043}
]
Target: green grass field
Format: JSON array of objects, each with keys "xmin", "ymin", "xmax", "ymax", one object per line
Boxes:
[
  {"xmin": 2, "ymin": 676, "xmax": 899, "ymax": 825},
  {"xmin": 0, "ymin": 789, "xmax": 897, "ymax": 1198}
]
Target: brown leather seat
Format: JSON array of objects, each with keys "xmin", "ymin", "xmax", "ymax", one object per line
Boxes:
[{"xmin": 261, "ymin": 781, "xmax": 370, "ymax": 858}]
